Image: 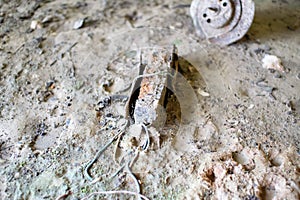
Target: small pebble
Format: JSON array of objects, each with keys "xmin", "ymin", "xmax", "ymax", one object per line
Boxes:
[
  {"xmin": 248, "ymin": 104, "xmax": 254, "ymax": 109},
  {"xmin": 30, "ymin": 20, "xmax": 41, "ymax": 30},
  {"xmin": 73, "ymin": 19, "xmax": 85, "ymax": 29},
  {"xmin": 198, "ymin": 88, "xmax": 210, "ymax": 97},
  {"xmin": 14, "ymin": 172, "xmax": 20, "ymax": 179},
  {"xmin": 42, "ymin": 15, "xmax": 53, "ymax": 23},
  {"xmin": 262, "ymin": 54, "xmax": 285, "ymax": 73}
]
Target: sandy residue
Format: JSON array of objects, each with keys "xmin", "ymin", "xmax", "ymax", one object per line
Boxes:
[{"xmin": 0, "ymin": 0, "xmax": 299, "ymax": 199}]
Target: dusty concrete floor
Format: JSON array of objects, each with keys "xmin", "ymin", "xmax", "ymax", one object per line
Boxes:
[{"xmin": 0, "ymin": 0, "xmax": 299, "ymax": 199}]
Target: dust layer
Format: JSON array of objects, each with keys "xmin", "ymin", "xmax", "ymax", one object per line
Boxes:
[{"xmin": 0, "ymin": 0, "xmax": 299, "ymax": 199}]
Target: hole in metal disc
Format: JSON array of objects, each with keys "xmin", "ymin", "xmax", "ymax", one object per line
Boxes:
[{"xmin": 208, "ymin": 7, "xmax": 218, "ymax": 12}]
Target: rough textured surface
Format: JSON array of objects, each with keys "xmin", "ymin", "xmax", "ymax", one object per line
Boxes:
[{"xmin": 0, "ymin": 0, "xmax": 299, "ymax": 199}]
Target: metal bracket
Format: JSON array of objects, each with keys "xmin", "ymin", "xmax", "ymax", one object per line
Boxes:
[{"xmin": 190, "ymin": 0, "xmax": 255, "ymax": 45}]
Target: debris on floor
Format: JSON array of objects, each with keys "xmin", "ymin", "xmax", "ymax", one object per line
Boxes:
[
  {"xmin": 262, "ymin": 54, "xmax": 285, "ymax": 73},
  {"xmin": 0, "ymin": 0, "xmax": 299, "ymax": 199},
  {"xmin": 73, "ymin": 18, "xmax": 85, "ymax": 30}
]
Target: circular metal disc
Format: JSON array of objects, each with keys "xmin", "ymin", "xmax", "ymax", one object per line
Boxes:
[{"xmin": 190, "ymin": 0, "xmax": 255, "ymax": 45}]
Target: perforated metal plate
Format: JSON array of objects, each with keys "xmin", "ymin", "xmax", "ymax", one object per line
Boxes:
[{"xmin": 190, "ymin": 0, "xmax": 255, "ymax": 45}]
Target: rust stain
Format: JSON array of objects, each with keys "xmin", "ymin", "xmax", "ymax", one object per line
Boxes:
[{"xmin": 138, "ymin": 77, "xmax": 153, "ymax": 99}]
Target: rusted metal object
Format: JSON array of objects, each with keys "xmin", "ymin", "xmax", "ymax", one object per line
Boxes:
[
  {"xmin": 126, "ymin": 46, "xmax": 178, "ymax": 129},
  {"xmin": 190, "ymin": 0, "xmax": 255, "ymax": 45},
  {"xmin": 85, "ymin": 46, "xmax": 179, "ymax": 182}
]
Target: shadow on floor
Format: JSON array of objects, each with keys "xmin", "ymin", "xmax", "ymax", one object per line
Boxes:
[{"xmin": 248, "ymin": 1, "xmax": 300, "ymax": 41}]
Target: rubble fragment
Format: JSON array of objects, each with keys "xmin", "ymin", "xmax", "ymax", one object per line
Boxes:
[{"xmin": 262, "ymin": 54, "xmax": 285, "ymax": 73}]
